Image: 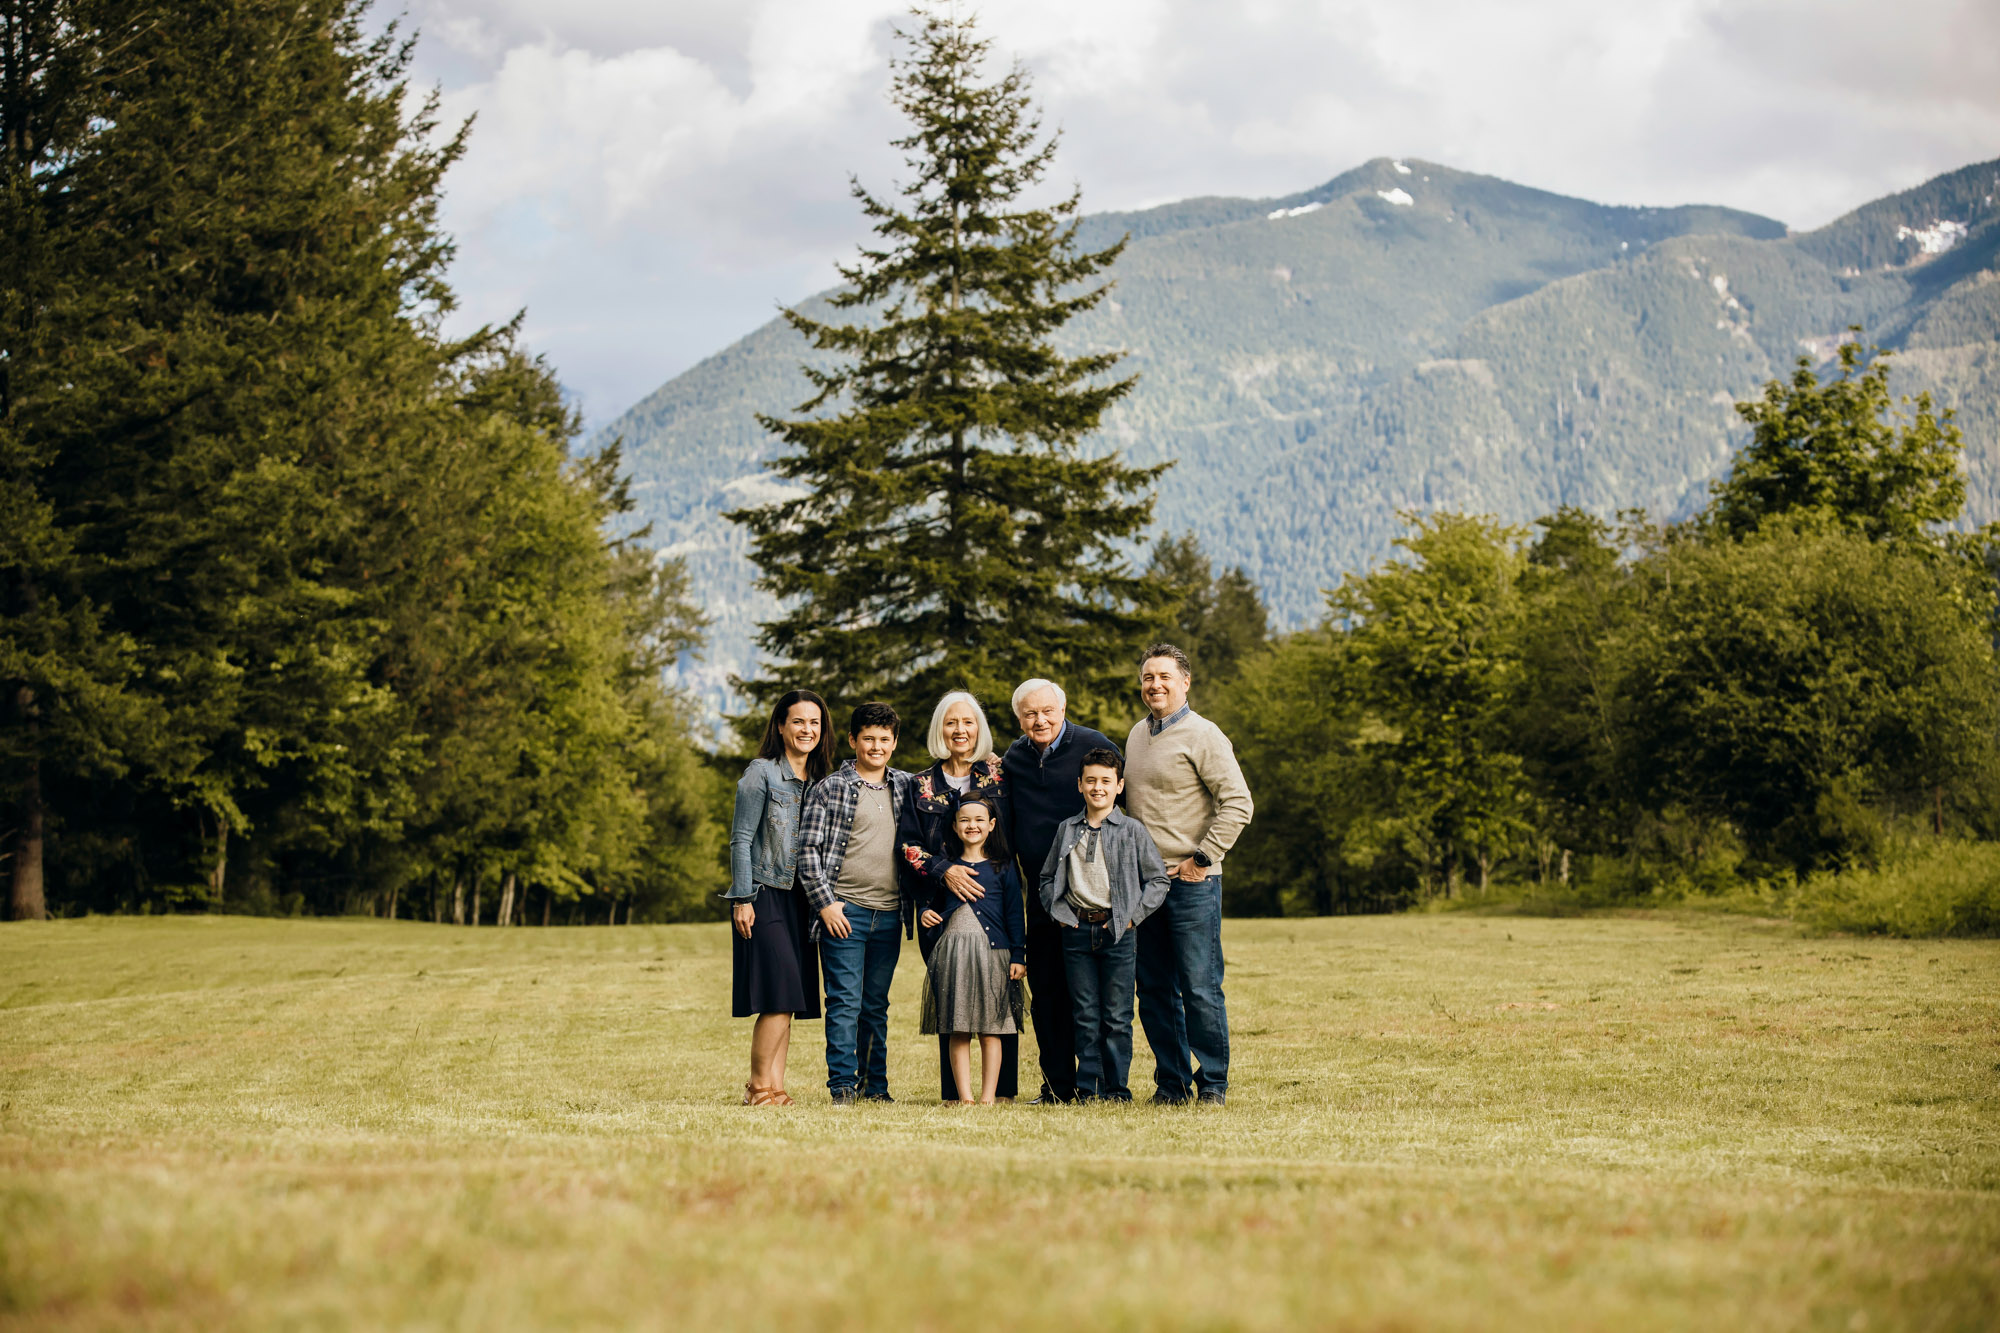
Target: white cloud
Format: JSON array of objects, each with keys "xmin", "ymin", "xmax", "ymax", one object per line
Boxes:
[{"xmin": 390, "ymin": 0, "xmax": 2000, "ymax": 431}]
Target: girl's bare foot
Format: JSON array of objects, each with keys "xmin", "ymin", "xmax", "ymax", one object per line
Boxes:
[{"xmin": 980, "ymin": 1096, "xmax": 997, "ymax": 1105}]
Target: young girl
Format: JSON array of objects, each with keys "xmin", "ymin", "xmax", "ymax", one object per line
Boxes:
[{"xmin": 917, "ymin": 797, "xmax": 1027, "ymax": 1104}]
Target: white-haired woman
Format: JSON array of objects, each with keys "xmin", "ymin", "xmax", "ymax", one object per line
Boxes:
[{"xmin": 896, "ymin": 690, "xmax": 1019, "ymax": 1102}]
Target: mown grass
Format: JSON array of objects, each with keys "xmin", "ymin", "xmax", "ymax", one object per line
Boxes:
[{"xmin": 1, "ymin": 913, "xmax": 1995, "ymax": 1330}]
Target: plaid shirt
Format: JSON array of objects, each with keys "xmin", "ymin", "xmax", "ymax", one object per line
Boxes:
[{"xmin": 797, "ymin": 761, "xmax": 917, "ymax": 916}]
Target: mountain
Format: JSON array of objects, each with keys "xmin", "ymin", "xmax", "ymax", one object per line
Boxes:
[{"xmin": 598, "ymin": 156, "xmax": 2000, "ymax": 715}]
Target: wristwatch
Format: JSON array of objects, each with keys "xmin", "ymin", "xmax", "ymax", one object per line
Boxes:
[{"xmin": 1190, "ymin": 849, "xmax": 1212, "ymax": 868}]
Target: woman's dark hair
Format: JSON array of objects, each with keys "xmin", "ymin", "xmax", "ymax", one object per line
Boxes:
[
  {"xmin": 946, "ymin": 795, "xmax": 1009, "ymax": 861},
  {"xmin": 758, "ymin": 689, "xmax": 836, "ymax": 783}
]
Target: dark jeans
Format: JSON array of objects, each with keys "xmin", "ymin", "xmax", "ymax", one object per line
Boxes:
[
  {"xmin": 1062, "ymin": 920, "xmax": 1137, "ymax": 1101},
  {"xmin": 821, "ymin": 904, "xmax": 901, "ymax": 1095},
  {"xmin": 1135, "ymin": 874, "xmax": 1229, "ymax": 1098},
  {"xmin": 1025, "ymin": 915, "xmax": 1076, "ymax": 1100},
  {"xmin": 937, "ymin": 1032, "xmax": 1018, "ymax": 1101}
]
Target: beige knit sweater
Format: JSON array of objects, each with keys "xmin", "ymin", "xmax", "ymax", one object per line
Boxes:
[{"xmin": 1123, "ymin": 710, "xmax": 1254, "ymax": 870}]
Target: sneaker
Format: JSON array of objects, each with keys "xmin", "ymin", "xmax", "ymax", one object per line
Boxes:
[
  {"xmin": 862, "ymin": 1092, "xmax": 895, "ymax": 1104},
  {"xmin": 1150, "ymin": 1091, "xmax": 1191, "ymax": 1106},
  {"xmin": 829, "ymin": 1089, "xmax": 860, "ymax": 1106},
  {"xmin": 1196, "ymin": 1089, "xmax": 1227, "ymax": 1107}
]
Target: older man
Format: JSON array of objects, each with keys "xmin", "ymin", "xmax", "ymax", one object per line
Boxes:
[
  {"xmin": 1002, "ymin": 678, "xmax": 1120, "ymax": 1104},
  {"xmin": 1123, "ymin": 643, "xmax": 1253, "ymax": 1105}
]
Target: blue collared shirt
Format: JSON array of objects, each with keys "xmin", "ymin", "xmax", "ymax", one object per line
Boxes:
[
  {"xmin": 1147, "ymin": 703, "xmax": 1192, "ymax": 736},
  {"xmin": 1033, "ymin": 719, "xmax": 1071, "ymax": 757}
]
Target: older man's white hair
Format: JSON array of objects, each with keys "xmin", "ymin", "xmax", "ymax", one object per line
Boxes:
[
  {"xmin": 925, "ymin": 691, "xmax": 994, "ymax": 761},
  {"xmin": 1011, "ymin": 678, "xmax": 1066, "ymax": 716}
]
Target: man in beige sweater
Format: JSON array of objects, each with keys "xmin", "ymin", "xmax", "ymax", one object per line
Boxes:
[{"xmin": 1123, "ymin": 642, "xmax": 1253, "ymax": 1105}]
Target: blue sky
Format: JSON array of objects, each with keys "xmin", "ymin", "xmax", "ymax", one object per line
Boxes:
[{"xmin": 389, "ymin": 0, "xmax": 2000, "ymax": 434}]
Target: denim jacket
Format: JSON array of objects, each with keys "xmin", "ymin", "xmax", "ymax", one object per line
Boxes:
[
  {"xmin": 1037, "ymin": 808, "xmax": 1172, "ymax": 944},
  {"xmin": 726, "ymin": 757, "xmax": 809, "ymax": 900}
]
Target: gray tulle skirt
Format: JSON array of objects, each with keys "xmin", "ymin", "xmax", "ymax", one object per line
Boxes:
[{"xmin": 920, "ymin": 905, "xmax": 1023, "ymax": 1037}]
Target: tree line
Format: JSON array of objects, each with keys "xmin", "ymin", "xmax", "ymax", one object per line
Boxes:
[
  {"xmin": 8, "ymin": 2, "xmax": 1989, "ymax": 930},
  {"xmin": 1211, "ymin": 339, "xmax": 2000, "ymax": 915},
  {"xmin": 1, "ymin": 0, "xmax": 726, "ymax": 922}
]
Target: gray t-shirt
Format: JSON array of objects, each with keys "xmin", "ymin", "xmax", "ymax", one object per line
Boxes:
[
  {"xmin": 834, "ymin": 779, "xmax": 901, "ymax": 912},
  {"xmin": 1063, "ymin": 821, "xmax": 1114, "ymax": 912}
]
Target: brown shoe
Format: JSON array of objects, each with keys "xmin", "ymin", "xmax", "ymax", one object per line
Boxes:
[
  {"xmin": 771, "ymin": 1090, "xmax": 795, "ymax": 1106},
  {"xmin": 746, "ymin": 1086, "xmax": 785, "ymax": 1106}
]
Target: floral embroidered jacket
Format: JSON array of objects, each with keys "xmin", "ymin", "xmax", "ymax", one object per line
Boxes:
[{"xmin": 894, "ymin": 758, "xmax": 1009, "ymax": 940}]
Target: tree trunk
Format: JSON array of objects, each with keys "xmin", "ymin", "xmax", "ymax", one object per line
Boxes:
[
  {"xmin": 9, "ymin": 760, "xmax": 46, "ymax": 921},
  {"xmin": 469, "ymin": 871, "xmax": 482, "ymax": 926},
  {"xmin": 1559, "ymin": 849, "xmax": 1571, "ymax": 886},
  {"xmin": 541, "ymin": 892, "xmax": 550, "ymax": 927},
  {"xmin": 1477, "ymin": 852, "xmax": 1490, "ymax": 898},
  {"xmin": 387, "ymin": 881, "xmax": 400, "ymax": 921},
  {"xmin": 451, "ymin": 873, "xmax": 465, "ymax": 925},
  {"xmin": 496, "ymin": 871, "xmax": 517, "ymax": 928},
  {"xmin": 207, "ymin": 816, "xmax": 228, "ymax": 901}
]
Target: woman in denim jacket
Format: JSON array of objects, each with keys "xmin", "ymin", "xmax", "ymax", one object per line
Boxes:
[{"xmin": 729, "ymin": 688, "xmax": 836, "ymax": 1106}]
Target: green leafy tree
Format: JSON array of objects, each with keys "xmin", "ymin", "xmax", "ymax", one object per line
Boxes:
[
  {"xmin": 1617, "ymin": 525, "xmax": 2000, "ymax": 871},
  {"xmin": 1331, "ymin": 512, "xmax": 1536, "ymax": 897},
  {"xmin": 1506, "ymin": 507, "xmax": 1640, "ymax": 875},
  {"xmin": 1707, "ymin": 333, "xmax": 1965, "ymax": 544},
  {"xmin": 730, "ymin": 8, "xmax": 1161, "ymax": 740},
  {"xmin": 1205, "ymin": 629, "xmax": 1407, "ymax": 917}
]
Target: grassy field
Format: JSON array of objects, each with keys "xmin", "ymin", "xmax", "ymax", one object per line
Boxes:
[{"xmin": 1, "ymin": 913, "xmax": 1995, "ymax": 1331}]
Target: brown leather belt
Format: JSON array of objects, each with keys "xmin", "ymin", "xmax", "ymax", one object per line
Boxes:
[{"xmin": 1074, "ymin": 908, "xmax": 1111, "ymax": 924}]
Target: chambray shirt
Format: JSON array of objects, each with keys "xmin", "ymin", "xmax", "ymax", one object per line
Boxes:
[{"xmin": 1036, "ymin": 808, "xmax": 1172, "ymax": 943}]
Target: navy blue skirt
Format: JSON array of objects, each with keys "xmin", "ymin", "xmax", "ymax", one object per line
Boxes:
[{"xmin": 731, "ymin": 886, "xmax": 821, "ymax": 1019}]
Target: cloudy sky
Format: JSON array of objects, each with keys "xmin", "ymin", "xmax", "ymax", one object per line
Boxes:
[{"xmin": 390, "ymin": 0, "xmax": 2000, "ymax": 433}]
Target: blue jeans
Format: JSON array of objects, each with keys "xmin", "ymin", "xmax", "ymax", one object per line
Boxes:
[
  {"xmin": 1062, "ymin": 921, "xmax": 1137, "ymax": 1101},
  {"xmin": 1135, "ymin": 875, "xmax": 1229, "ymax": 1098},
  {"xmin": 820, "ymin": 905, "xmax": 902, "ymax": 1095}
]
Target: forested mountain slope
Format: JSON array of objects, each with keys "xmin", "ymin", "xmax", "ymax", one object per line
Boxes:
[{"xmin": 599, "ymin": 156, "xmax": 2000, "ymax": 712}]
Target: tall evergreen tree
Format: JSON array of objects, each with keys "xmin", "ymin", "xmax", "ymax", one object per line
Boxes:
[
  {"xmin": 730, "ymin": 8, "xmax": 1162, "ymax": 737},
  {"xmin": 1146, "ymin": 532, "xmax": 1271, "ymax": 685},
  {"xmin": 2, "ymin": 0, "xmax": 723, "ymax": 919}
]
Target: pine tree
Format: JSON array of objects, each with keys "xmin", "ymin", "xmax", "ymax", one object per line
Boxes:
[
  {"xmin": 1146, "ymin": 532, "xmax": 1270, "ymax": 685},
  {"xmin": 729, "ymin": 8, "xmax": 1162, "ymax": 737}
]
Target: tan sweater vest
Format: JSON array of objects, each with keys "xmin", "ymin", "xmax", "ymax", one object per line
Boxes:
[{"xmin": 1123, "ymin": 710, "xmax": 1254, "ymax": 869}]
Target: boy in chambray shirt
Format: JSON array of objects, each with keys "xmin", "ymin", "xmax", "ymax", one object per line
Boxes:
[{"xmin": 1037, "ymin": 748, "xmax": 1172, "ymax": 1101}]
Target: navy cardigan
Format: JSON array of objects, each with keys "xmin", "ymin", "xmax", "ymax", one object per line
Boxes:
[
  {"xmin": 922, "ymin": 858, "xmax": 1026, "ymax": 965},
  {"xmin": 1002, "ymin": 723, "xmax": 1119, "ymax": 924}
]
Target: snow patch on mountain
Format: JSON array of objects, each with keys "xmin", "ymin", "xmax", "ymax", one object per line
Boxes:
[
  {"xmin": 1268, "ymin": 202, "xmax": 1324, "ymax": 220},
  {"xmin": 1896, "ymin": 219, "xmax": 1969, "ymax": 256},
  {"xmin": 1392, "ymin": 160, "xmax": 1412, "ymax": 174},
  {"xmin": 1377, "ymin": 188, "xmax": 1414, "ymax": 207}
]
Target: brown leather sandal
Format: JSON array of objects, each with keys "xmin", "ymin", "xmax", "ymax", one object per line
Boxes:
[{"xmin": 747, "ymin": 1087, "xmax": 786, "ymax": 1106}]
